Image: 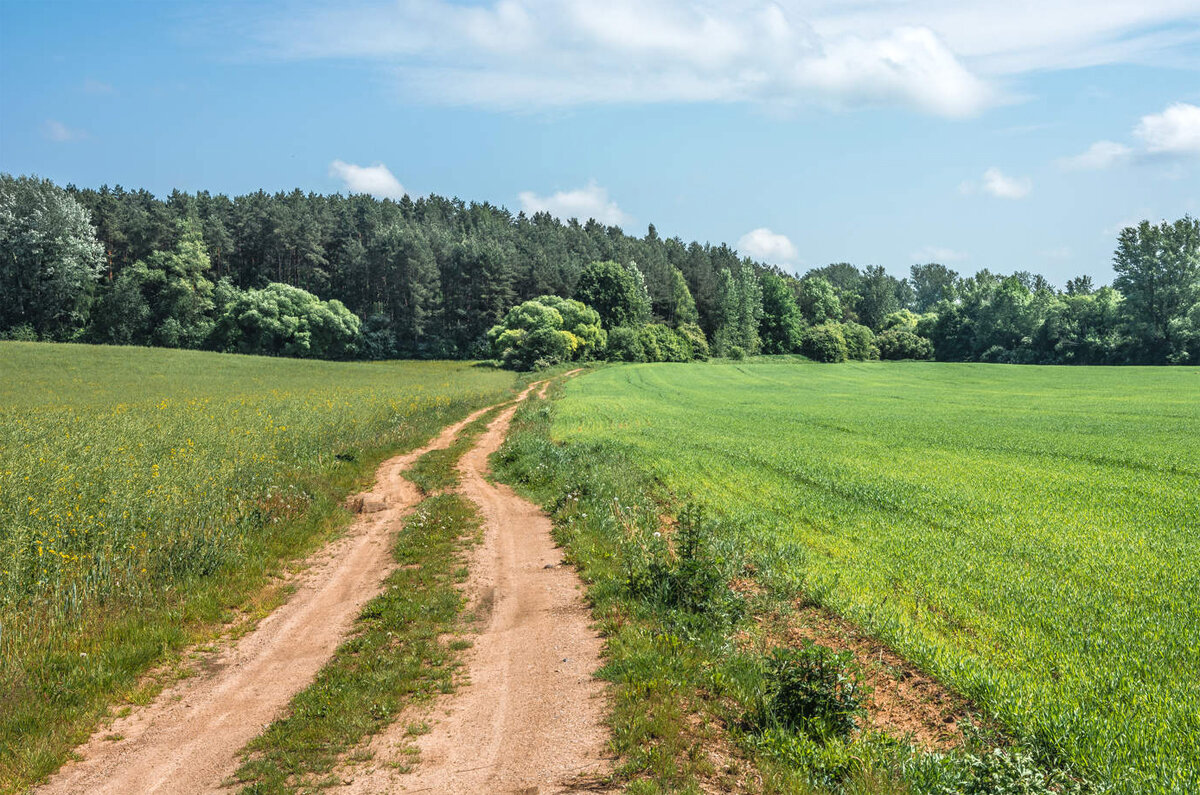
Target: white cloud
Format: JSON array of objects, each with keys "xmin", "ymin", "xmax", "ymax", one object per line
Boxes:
[
  {"xmin": 910, "ymin": 245, "xmax": 967, "ymax": 263},
  {"xmin": 738, "ymin": 228, "xmax": 798, "ymax": 264},
  {"xmin": 256, "ymin": 1, "xmax": 1200, "ymax": 117},
  {"xmin": 518, "ymin": 182, "xmax": 630, "ymax": 225},
  {"xmin": 1058, "ymin": 140, "xmax": 1132, "ymax": 170},
  {"xmin": 970, "ymin": 167, "xmax": 1031, "ymax": 199},
  {"xmin": 263, "ymin": 1, "xmax": 998, "ymax": 117},
  {"xmin": 328, "ymin": 160, "xmax": 406, "ymax": 199},
  {"xmin": 43, "ymin": 119, "xmax": 86, "ymax": 142},
  {"xmin": 1134, "ymin": 102, "xmax": 1200, "ymax": 154}
]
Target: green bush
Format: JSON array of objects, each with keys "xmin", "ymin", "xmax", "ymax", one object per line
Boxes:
[
  {"xmin": 756, "ymin": 643, "xmax": 864, "ymax": 740},
  {"xmin": 637, "ymin": 323, "xmax": 690, "ymax": 362},
  {"xmin": 487, "ymin": 294, "xmax": 605, "ymax": 370},
  {"xmin": 841, "ymin": 321, "xmax": 878, "ymax": 360},
  {"xmin": 676, "ymin": 322, "xmax": 710, "ymax": 360},
  {"xmin": 606, "ymin": 326, "xmax": 646, "ymax": 362},
  {"xmin": 800, "ymin": 323, "xmax": 848, "ymax": 362},
  {"xmin": 623, "ymin": 505, "xmax": 742, "ymax": 623},
  {"xmin": 877, "ymin": 329, "xmax": 934, "ymax": 360}
]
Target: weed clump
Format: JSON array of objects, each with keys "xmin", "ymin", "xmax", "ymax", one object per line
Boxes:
[
  {"xmin": 622, "ymin": 504, "xmax": 744, "ymax": 625},
  {"xmin": 754, "ymin": 642, "xmax": 864, "ymax": 740}
]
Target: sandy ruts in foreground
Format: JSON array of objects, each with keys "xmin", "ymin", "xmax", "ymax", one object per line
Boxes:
[
  {"xmin": 336, "ymin": 369, "xmax": 610, "ymax": 794},
  {"xmin": 38, "ymin": 400, "xmax": 504, "ymax": 795}
]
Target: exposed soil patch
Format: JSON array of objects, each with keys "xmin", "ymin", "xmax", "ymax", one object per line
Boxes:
[
  {"xmin": 37, "ymin": 404, "xmax": 499, "ymax": 795},
  {"xmin": 784, "ymin": 604, "xmax": 970, "ymax": 751}
]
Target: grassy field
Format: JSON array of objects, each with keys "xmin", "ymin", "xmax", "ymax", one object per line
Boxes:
[
  {"xmin": 0, "ymin": 342, "xmax": 516, "ymax": 790},
  {"xmin": 540, "ymin": 360, "xmax": 1200, "ymax": 793}
]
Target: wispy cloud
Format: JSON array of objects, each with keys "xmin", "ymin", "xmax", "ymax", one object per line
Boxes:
[
  {"xmin": 43, "ymin": 119, "xmax": 87, "ymax": 142},
  {"xmin": 961, "ymin": 167, "xmax": 1031, "ymax": 199},
  {"xmin": 1058, "ymin": 140, "xmax": 1133, "ymax": 170},
  {"xmin": 738, "ymin": 228, "xmax": 798, "ymax": 264},
  {"xmin": 259, "ymin": 1, "xmax": 998, "ymax": 117},
  {"xmin": 518, "ymin": 182, "xmax": 630, "ymax": 225},
  {"xmin": 328, "ymin": 160, "xmax": 406, "ymax": 199},
  {"xmin": 254, "ymin": 1, "xmax": 1200, "ymax": 117}
]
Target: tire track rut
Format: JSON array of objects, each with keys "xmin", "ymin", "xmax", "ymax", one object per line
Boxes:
[{"xmin": 37, "ymin": 402, "xmax": 503, "ymax": 795}]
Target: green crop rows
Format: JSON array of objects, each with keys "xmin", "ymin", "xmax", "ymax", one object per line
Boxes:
[{"xmin": 549, "ymin": 359, "xmax": 1200, "ymax": 793}]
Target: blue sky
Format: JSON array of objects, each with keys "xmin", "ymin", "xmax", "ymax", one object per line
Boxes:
[{"xmin": 2, "ymin": 1, "xmax": 1198, "ymax": 285}]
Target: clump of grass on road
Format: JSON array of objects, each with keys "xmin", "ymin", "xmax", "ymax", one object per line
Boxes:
[
  {"xmin": 405, "ymin": 407, "xmax": 502, "ymax": 495},
  {"xmin": 233, "ymin": 492, "xmax": 482, "ymax": 793}
]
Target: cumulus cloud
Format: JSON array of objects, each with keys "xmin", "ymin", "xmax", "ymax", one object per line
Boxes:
[
  {"xmin": 738, "ymin": 228, "xmax": 798, "ymax": 264},
  {"xmin": 262, "ymin": 1, "xmax": 998, "ymax": 117},
  {"xmin": 911, "ymin": 245, "xmax": 967, "ymax": 263},
  {"xmin": 962, "ymin": 167, "xmax": 1031, "ymax": 199},
  {"xmin": 1058, "ymin": 140, "xmax": 1133, "ymax": 170},
  {"xmin": 1134, "ymin": 102, "xmax": 1200, "ymax": 154},
  {"xmin": 328, "ymin": 160, "xmax": 406, "ymax": 199},
  {"xmin": 518, "ymin": 182, "xmax": 630, "ymax": 225},
  {"xmin": 43, "ymin": 120, "xmax": 86, "ymax": 142}
]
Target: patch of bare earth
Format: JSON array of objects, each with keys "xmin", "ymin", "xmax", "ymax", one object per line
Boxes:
[
  {"xmin": 36, "ymin": 404, "xmax": 498, "ymax": 795},
  {"xmin": 785, "ymin": 604, "xmax": 969, "ymax": 751},
  {"xmin": 334, "ymin": 380, "xmax": 613, "ymax": 795}
]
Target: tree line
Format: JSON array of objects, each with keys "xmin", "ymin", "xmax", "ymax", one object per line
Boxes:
[{"xmin": 2, "ymin": 174, "xmax": 1197, "ymax": 367}]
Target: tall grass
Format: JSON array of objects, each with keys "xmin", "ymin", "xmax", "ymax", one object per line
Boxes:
[
  {"xmin": 0, "ymin": 342, "xmax": 516, "ymax": 789},
  {"xmin": 542, "ymin": 360, "xmax": 1200, "ymax": 794}
]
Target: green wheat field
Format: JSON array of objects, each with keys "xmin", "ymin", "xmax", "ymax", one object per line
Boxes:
[{"xmin": 548, "ymin": 359, "xmax": 1200, "ymax": 793}]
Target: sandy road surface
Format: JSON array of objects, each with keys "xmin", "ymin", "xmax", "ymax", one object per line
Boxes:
[
  {"xmin": 37, "ymin": 402, "xmax": 501, "ymax": 795},
  {"xmin": 336, "ymin": 376, "xmax": 611, "ymax": 794}
]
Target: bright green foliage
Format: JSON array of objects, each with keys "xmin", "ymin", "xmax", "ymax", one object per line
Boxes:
[
  {"xmin": 606, "ymin": 323, "xmax": 702, "ymax": 363},
  {"xmin": 877, "ymin": 329, "xmax": 933, "ymax": 360},
  {"xmin": 800, "ymin": 323, "xmax": 848, "ymax": 362},
  {"xmin": 881, "ymin": 309, "xmax": 923, "ymax": 333},
  {"xmin": 574, "ymin": 260, "xmax": 651, "ymax": 328},
  {"xmin": 0, "ymin": 175, "xmax": 104, "ymax": 340},
  {"xmin": 713, "ymin": 267, "xmax": 763, "ymax": 356},
  {"xmin": 548, "ymin": 362, "xmax": 1200, "ymax": 793},
  {"xmin": 209, "ymin": 282, "xmax": 362, "ymax": 359},
  {"xmin": 910, "ymin": 263, "xmax": 959, "ymax": 311},
  {"xmin": 756, "ymin": 643, "xmax": 864, "ymax": 740},
  {"xmin": 1112, "ymin": 216, "xmax": 1200, "ymax": 363},
  {"xmin": 759, "ymin": 273, "xmax": 804, "ymax": 354},
  {"xmin": 667, "ymin": 266, "xmax": 699, "ymax": 326},
  {"xmin": 638, "ymin": 323, "xmax": 691, "ymax": 362},
  {"xmin": 0, "ymin": 343, "xmax": 517, "ymax": 789},
  {"xmin": 797, "ymin": 276, "xmax": 843, "ymax": 326},
  {"xmin": 91, "ymin": 222, "xmax": 215, "ymax": 348},
  {"xmin": 856, "ymin": 265, "xmax": 903, "ymax": 330},
  {"xmin": 486, "ymin": 294, "xmax": 604, "ymax": 370},
  {"xmin": 605, "ymin": 326, "xmax": 645, "ymax": 362},
  {"xmin": 840, "ymin": 321, "xmax": 878, "ymax": 360},
  {"xmin": 675, "ymin": 322, "xmax": 709, "ymax": 361}
]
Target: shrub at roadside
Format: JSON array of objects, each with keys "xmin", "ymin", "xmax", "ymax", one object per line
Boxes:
[{"xmin": 487, "ymin": 294, "xmax": 605, "ymax": 370}]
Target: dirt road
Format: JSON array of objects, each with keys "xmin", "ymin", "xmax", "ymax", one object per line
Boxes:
[
  {"xmin": 38, "ymin": 402, "xmax": 500, "ymax": 795},
  {"xmin": 336, "ymin": 378, "xmax": 611, "ymax": 794}
]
